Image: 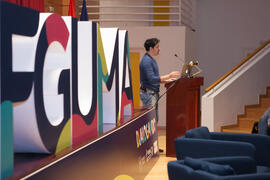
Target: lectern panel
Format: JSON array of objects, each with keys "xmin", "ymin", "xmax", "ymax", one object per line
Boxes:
[{"xmin": 165, "ymin": 77, "xmax": 203, "ymax": 157}]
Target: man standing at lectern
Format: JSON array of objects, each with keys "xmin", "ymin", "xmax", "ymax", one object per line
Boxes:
[{"xmin": 139, "ymin": 38, "xmax": 180, "ymax": 152}]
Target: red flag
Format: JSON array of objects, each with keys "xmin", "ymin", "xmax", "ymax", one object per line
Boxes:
[{"xmin": 68, "ymin": 0, "xmax": 75, "ymax": 17}]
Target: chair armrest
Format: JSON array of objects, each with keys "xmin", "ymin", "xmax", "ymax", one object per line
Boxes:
[
  {"xmin": 211, "ymin": 132, "xmax": 270, "ymax": 166},
  {"xmin": 174, "ymin": 137, "xmax": 255, "ymax": 160},
  {"xmin": 224, "ymin": 173, "xmax": 270, "ymax": 180},
  {"xmin": 193, "ymin": 170, "xmax": 270, "ymax": 180},
  {"xmin": 167, "ymin": 161, "xmax": 194, "ymax": 180},
  {"xmin": 200, "ymin": 156, "xmax": 256, "ymax": 174}
]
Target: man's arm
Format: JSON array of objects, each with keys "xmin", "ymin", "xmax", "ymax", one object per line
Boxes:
[{"xmin": 160, "ymin": 71, "xmax": 180, "ymax": 83}]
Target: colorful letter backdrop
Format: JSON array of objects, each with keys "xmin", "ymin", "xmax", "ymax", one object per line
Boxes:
[{"xmin": 0, "ymin": 2, "xmax": 134, "ymax": 178}]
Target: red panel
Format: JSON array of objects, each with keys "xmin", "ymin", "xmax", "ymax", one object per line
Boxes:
[
  {"xmin": 45, "ymin": 14, "xmax": 69, "ymax": 50},
  {"xmin": 72, "ymin": 110, "xmax": 98, "ymax": 147},
  {"xmin": 119, "ymin": 92, "xmax": 133, "ymax": 124}
]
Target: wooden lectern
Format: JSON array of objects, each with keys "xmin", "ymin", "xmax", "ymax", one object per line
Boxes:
[{"xmin": 165, "ymin": 77, "xmax": 203, "ymax": 157}]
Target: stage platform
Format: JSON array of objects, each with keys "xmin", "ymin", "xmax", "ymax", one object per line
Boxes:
[{"xmin": 5, "ymin": 107, "xmax": 159, "ymax": 180}]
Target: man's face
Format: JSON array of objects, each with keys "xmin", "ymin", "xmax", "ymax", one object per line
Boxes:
[{"xmin": 150, "ymin": 43, "xmax": 160, "ymax": 56}]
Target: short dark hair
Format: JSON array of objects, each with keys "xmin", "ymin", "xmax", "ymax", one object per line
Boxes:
[{"xmin": 144, "ymin": 38, "xmax": 160, "ymax": 51}]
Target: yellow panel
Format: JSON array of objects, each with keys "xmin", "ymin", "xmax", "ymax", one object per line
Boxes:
[
  {"xmin": 130, "ymin": 52, "xmax": 141, "ymax": 107},
  {"xmin": 114, "ymin": 175, "xmax": 134, "ymax": 180},
  {"xmin": 153, "ymin": 0, "xmax": 170, "ymax": 26},
  {"xmin": 55, "ymin": 119, "xmax": 71, "ymax": 153}
]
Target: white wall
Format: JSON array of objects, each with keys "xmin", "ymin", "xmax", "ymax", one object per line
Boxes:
[
  {"xmin": 202, "ymin": 46, "xmax": 270, "ymax": 131},
  {"xmin": 196, "ymin": 0, "xmax": 270, "ymax": 131},
  {"xmin": 196, "ymin": 0, "xmax": 270, "ymax": 94},
  {"xmin": 126, "ymin": 26, "xmax": 196, "ymax": 126}
]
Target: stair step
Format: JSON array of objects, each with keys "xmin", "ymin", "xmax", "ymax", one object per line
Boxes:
[
  {"xmin": 267, "ymin": 87, "xmax": 270, "ymax": 96},
  {"xmin": 245, "ymin": 107, "xmax": 267, "ymax": 118},
  {"xmin": 222, "ymin": 126, "xmax": 251, "ymax": 134},
  {"xmin": 259, "ymin": 96, "xmax": 270, "ymax": 107},
  {"xmin": 220, "ymin": 86, "xmax": 269, "ymax": 134},
  {"xmin": 238, "ymin": 117, "xmax": 258, "ymax": 129}
]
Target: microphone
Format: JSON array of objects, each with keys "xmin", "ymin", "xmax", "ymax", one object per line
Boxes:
[
  {"xmin": 174, "ymin": 54, "xmax": 186, "ymax": 64},
  {"xmin": 175, "ymin": 54, "xmax": 202, "ymax": 78},
  {"xmin": 174, "ymin": 54, "xmax": 189, "ymax": 78}
]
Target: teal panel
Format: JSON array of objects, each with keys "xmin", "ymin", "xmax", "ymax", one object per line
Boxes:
[
  {"xmin": 126, "ymin": 33, "xmax": 131, "ymax": 69},
  {"xmin": 98, "ymin": 56, "xmax": 103, "ymax": 135},
  {"xmin": 1, "ymin": 101, "xmax": 13, "ymax": 178}
]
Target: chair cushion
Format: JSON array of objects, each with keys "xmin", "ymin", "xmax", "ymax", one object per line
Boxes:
[
  {"xmin": 184, "ymin": 157, "xmax": 236, "ymax": 176},
  {"xmin": 185, "ymin": 126, "xmax": 211, "ymax": 139},
  {"xmin": 201, "ymin": 161, "xmax": 235, "ymax": 176},
  {"xmin": 184, "ymin": 157, "xmax": 202, "ymax": 170},
  {"xmin": 257, "ymin": 166, "xmax": 270, "ymax": 173}
]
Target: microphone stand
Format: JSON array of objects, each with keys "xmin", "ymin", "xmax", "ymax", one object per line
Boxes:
[{"xmin": 152, "ymin": 77, "xmax": 181, "ymax": 108}]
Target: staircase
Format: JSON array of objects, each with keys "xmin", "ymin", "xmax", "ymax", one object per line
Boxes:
[{"xmin": 221, "ymin": 87, "xmax": 270, "ymax": 133}]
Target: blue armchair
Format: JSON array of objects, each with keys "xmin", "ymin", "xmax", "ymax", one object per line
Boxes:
[
  {"xmin": 174, "ymin": 126, "xmax": 270, "ymax": 172},
  {"xmin": 168, "ymin": 156, "xmax": 270, "ymax": 180}
]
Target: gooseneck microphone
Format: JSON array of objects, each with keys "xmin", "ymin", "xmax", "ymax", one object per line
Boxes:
[
  {"xmin": 174, "ymin": 54, "xmax": 186, "ymax": 64},
  {"xmin": 174, "ymin": 54, "xmax": 202, "ymax": 78}
]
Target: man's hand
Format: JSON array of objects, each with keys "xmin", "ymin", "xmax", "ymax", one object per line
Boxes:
[
  {"xmin": 169, "ymin": 71, "xmax": 180, "ymax": 79},
  {"xmin": 161, "ymin": 71, "xmax": 180, "ymax": 83},
  {"xmin": 164, "ymin": 78, "xmax": 177, "ymax": 83}
]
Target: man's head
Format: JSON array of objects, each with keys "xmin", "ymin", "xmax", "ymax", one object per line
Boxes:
[{"xmin": 144, "ymin": 38, "xmax": 160, "ymax": 56}]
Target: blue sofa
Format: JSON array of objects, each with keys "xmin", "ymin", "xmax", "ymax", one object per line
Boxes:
[
  {"xmin": 174, "ymin": 126, "xmax": 270, "ymax": 172},
  {"xmin": 168, "ymin": 156, "xmax": 270, "ymax": 180}
]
